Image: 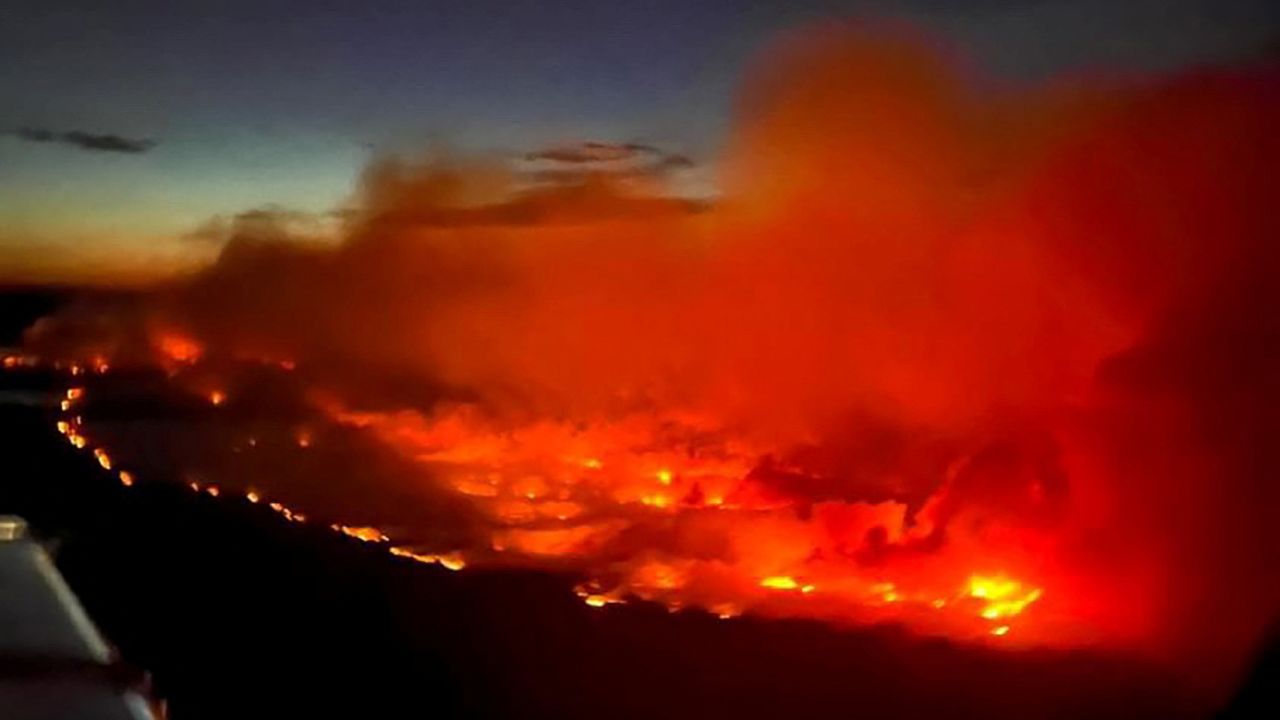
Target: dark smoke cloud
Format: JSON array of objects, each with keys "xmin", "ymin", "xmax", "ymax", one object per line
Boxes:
[
  {"xmin": 524, "ymin": 141, "xmax": 661, "ymax": 163},
  {"xmin": 11, "ymin": 126, "xmax": 156, "ymax": 154},
  {"xmin": 521, "ymin": 140, "xmax": 695, "ymax": 185}
]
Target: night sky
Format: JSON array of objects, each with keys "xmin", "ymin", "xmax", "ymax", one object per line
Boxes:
[{"xmin": 1, "ymin": 0, "xmax": 1275, "ymax": 283}]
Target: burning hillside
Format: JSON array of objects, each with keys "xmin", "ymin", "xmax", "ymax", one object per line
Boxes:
[{"xmin": 17, "ymin": 24, "xmax": 1279, "ymax": 703}]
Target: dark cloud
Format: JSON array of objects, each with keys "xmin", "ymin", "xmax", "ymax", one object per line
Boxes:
[
  {"xmin": 524, "ymin": 140, "xmax": 673, "ymax": 164},
  {"xmin": 11, "ymin": 126, "xmax": 156, "ymax": 154},
  {"xmin": 522, "ymin": 140, "xmax": 696, "ymax": 186}
]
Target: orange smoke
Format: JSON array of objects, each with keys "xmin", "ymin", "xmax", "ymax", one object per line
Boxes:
[{"xmin": 24, "ymin": 23, "xmax": 1279, "ymax": 699}]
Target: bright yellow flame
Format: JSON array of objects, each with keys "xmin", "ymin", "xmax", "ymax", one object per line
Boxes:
[
  {"xmin": 760, "ymin": 576, "xmax": 800, "ymax": 590},
  {"xmin": 56, "ymin": 421, "xmax": 70, "ymax": 435},
  {"xmin": 93, "ymin": 448, "xmax": 111, "ymax": 470},
  {"xmin": 991, "ymin": 625, "xmax": 1010, "ymax": 636},
  {"xmin": 246, "ymin": 490, "xmax": 261, "ymax": 503},
  {"xmin": 968, "ymin": 575, "xmax": 1043, "ymax": 620},
  {"xmin": 656, "ymin": 468, "xmax": 673, "ymax": 485},
  {"xmin": 206, "ymin": 485, "xmax": 220, "ymax": 497}
]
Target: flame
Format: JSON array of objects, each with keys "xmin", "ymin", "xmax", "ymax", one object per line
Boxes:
[
  {"xmin": 760, "ymin": 576, "xmax": 801, "ymax": 591},
  {"xmin": 332, "ymin": 525, "xmax": 389, "ymax": 543},
  {"xmin": 967, "ymin": 575, "xmax": 1043, "ymax": 621},
  {"xmin": 209, "ymin": 390, "xmax": 226, "ymax": 406},
  {"xmin": 389, "ymin": 547, "xmax": 466, "ymax": 570},
  {"xmin": 93, "ymin": 448, "xmax": 112, "ymax": 470},
  {"xmin": 118, "ymin": 471, "xmax": 135, "ymax": 487}
]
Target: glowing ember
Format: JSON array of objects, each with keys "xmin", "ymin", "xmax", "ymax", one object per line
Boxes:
[{"xmin": 118, "ymin": 471, "xmax": 134, "ymax": 487}]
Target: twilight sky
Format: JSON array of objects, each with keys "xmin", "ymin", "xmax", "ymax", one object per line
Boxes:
[{"xmin": 1, "ymin": 0, "xmax": 1275, "ymax": 283}]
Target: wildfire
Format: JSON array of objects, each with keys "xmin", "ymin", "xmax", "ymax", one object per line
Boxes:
[
  {"xmin": 389, "ymin": 547, "xmax": 466, "ymax": 570},
  {"xmin": 760, "ymin": 576, "xmax": 801, "ymax": 591},
  {"xmin": 332, "ymin": 525, "xmax": 389, "ymax": 543},
  {"xmin": 268, "ymin": 501, "xmax": 307, "ymax": 523},
  {"xmin": 155, "ymin": 333, "xmax": 203, "ymax": 365},
  {"xmin": 967, "ymin": 575, "xmax": 1043, "ymax": 621}
]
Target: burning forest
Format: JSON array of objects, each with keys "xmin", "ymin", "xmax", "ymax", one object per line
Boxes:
[{"xmin": 11, "ymin": 23, "xmax": 1279, "ymax": 709}]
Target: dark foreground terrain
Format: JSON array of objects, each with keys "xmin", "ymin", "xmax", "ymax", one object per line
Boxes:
[{"xmin": 0, "ymin": 288, "xmax": 1272, "ymax": 719}]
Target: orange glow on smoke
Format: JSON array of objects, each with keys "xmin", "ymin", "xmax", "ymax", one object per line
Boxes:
[
  {"xmin": 155, "ymin": 333, "xmax": 203, "ymax": 365},
  {"xmin": 26, "ymin": 26, "xmax": 1279, "ymax": 697}
]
